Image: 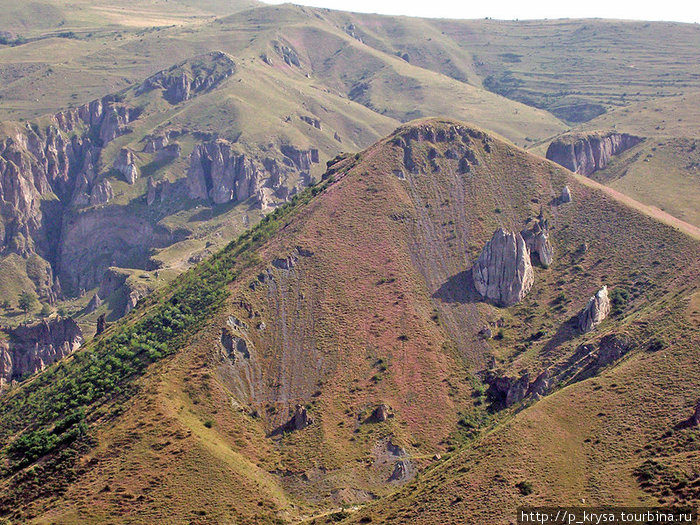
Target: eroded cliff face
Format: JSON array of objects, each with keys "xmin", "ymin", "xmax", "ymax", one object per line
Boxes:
[
  {"xmin": 0, "ymin": 50, "xmax": 320, "ymax": 304},
  {"xmin": 186, "ymin": 140, "xmax": 319, "ymax": 205},
  {"xmin": 0, "ymin": 53, "xmax": 236, "ymax": 298},
  {"xmin": 0, "ymin": 317, "xmax": 83, "ymax": 389},
  {"xmin": 546, "ymin": 131, "xmax": 642, "ymax": 176}
]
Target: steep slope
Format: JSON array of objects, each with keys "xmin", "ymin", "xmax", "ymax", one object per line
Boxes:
[{"xmin": 0, "ymin": 119, "xmax": 697, "ymax": 523}]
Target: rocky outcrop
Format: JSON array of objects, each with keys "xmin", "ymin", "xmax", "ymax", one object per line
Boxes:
[
  {"xmin": 597, "ymin": 334, "xmax": 631, "ymax": 365},
  {"xmin": 529, "ymin": 370, "xmax": 550, "ymax": 399},
  {"xmin": 692, "ymin": 401, "xmax": 700, "ymax": 427},
  {"xmin": 0, "ymin": 318, "xmax": 83, "ymax": 389},
  {"xmin": 114, "ymin": 148, "xmax": 138, "ymax": 184},
  {"xmin": 0, "ymin": 94, "xmax": 140, "ymax": 259},
  {"xmin": 389, "ymin": 460, "xmax": 414, "ymax": 482},
  {"xmin": 124, "ymin": 290, "xmax": 143, "ymax": 316},
  {"xmin": 186, "ymin": 140, "xmax": 260, "ymax": 204},
  {"xmin": 367, "ymin": 404, "xmax": 392, "ymax": 423},
  {"xmin": 96, "ymin": 313, "xmax": 107, "ymax": 336},
  {"xmin": 473, "ymin": 228, "xmax": 534, "ymax": 307},
  {"xmin": 486, "ymin": 369, "xmax": 549, "ymax": 407},
  {"xmin": 282, "ymin": 404, "xmax": 313, "ymax": 431},
  {"xmin": 578, "ymin": 286, "xmax": 611, "ymax": 333},
  {"xmin": 546, "ymin": 132, "xmax": 643, "ymax": 176},
  {"xmin": 137, "ymin": 52, "xmax": 235, "ymax": 104},
  {"xmin": 521, "ymin": 214, "xmax": 553, "ymax": 267},
  {"xmin": 560, "ymin": 186, "xmax": 572, "ymax": 203},
  {"xmin": 89, "ymin": 179, "xmax": 114, "ymax": 205},
  {"xmin": 187, "ymin": 141, "xmax": 318, "ymax": 206},
  {"xmin": 505, "ymin": 371, "xmax": 530, "ymax": 407},
  {"xmin": 300, "ymin": 115, "xmax": 321, "ymax": 129},
  {"xmin": 274, "ymin": 43, "xmax": 301, "ymax": 67},
  {"xmin": 280, "ymin": 145, "xmax": 319, "ymax": 171},
  {"xmin": 146, "ymin": 177, "xmax": 157, "ymax": 206}
]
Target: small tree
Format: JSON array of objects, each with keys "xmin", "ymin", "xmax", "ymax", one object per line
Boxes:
[
  {"xmin": 18, "ymin": 291, "xmax": 37, "ymax": 319},
  {"xmin": 40, "ymin": 303, "xmax": 52, "ymax": 317}
]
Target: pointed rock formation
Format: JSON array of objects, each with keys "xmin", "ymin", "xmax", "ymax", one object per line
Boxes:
[
  {"xmin": 473, "ymin": 228, "xmax": 534, "ymax": 307},
  {"xmin": 367, "ymin": 404, "xmax": 392, "ymax": 423},
  {"xmin": 114, "ymin": 148, "xmax": 138, "ymax": 184},
  {"xmin": 146, "ymin": 177, "xmax": 157, "ymax": 206},
  {"xmin": 560, "ymin": 186, "xmax": 572, "ymax": 203},
  {"xmin": 521, "ymin": 214, "xmax": 553, "ymax": 267},
  {"xmin": 96, "ymin": 313, "xmax": 107, "ymax": 336},
  {"xmin": 89, "ymin": 179, "xmax": 114, "ymax": 206},
  {"xmin": 186, "ymin": 140, "xmax": 261, "ymax": 204},
  {"xmin": 286, "ymin": 404, "xmax": 313, "ymax": 431},
  {"xmin": 578, "ymin": 286, "xmax": 611, "ymax": 333}
]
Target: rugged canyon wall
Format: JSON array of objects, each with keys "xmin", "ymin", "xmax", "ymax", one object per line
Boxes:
[
  {"xmin": 0, "ymin": 51, "xmax": 321, "ymax": 301},
  {"xmin": 186, "ymin": 140, "xmax": 319, "ymax": 206},
  {"xmin": 0, "ymin": 317, "xmax": 83, "ymax": 389},
  {"xmin": 546, "ymin": 131, "xmax": 642, "ymax": 176}
]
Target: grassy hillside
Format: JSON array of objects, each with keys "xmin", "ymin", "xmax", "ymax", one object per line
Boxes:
[
  {"xmin": 0, "ymin": 119, "xmax": 697, "ymax": 523},
  {"xmin": 531, "ymin": 91, "xmax": 700, "ymax": 228}
]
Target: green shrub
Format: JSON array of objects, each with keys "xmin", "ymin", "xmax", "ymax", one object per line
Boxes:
[{"xmin": 516, "ymin": 480, "xmax": 534, "ymax": 495}]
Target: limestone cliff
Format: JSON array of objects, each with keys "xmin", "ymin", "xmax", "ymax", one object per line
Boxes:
[
  {"xmin": 186, "ymin": 140, "xmax": 319, "ymax": 205},
  {"xmin": 546, "ymin": 131, "xmax": 642, "ymax": 176},
  {"xmin": 0, "ymin": 317, "xmax": 83, "ymax": 389}
]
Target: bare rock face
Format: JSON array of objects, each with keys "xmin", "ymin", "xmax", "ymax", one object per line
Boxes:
[
  {"xmin": 546, "ymin": 132, "xmax": 642, "ymax": 176},
  {"xmin": 389, "ymin": 460, "xmax": 415, "ymax": 482},
  {"xmin": 597, "ymin": 334, "xmax": 631, "ymax": 365},
  {"xmin": 124, "ymin": 289, "xmax": 143, "ymax": 316},
  {"xmin": 528, "ymin": 370, "xmax": 550, "ymax": 399},
  {"xmin": 147, "ymin": 177, "xmax": 157, "ymax": 206},
  {"xmin": 505, "ymin": 371, "xmax": 530, "ymax": 407},
  {"xmin": 367, "ymin": 404, "xmax": 392, "ymax": 423},
  {"xmin": 285, "ymin": 404, "xmax": 313, "ymax": 431},
  {"xmin": 578, "ymin": 286, "xmax": 611, "ymax": 333},
  {"xmin": 521, "ymin": 214, "xmax": 553, "ymax": 267},
  {"xmin": 300, "ymin": 115, "xmax": 321, "ymax": 129},
  {"xmin": 0, "ymin": 93, "xmax": 139, "ymax": 266},
  {"xmin": 473, "ymin": 228, "xmax": 534, "ymax": 307},
  {"xmin": 186, "ymin": 140, "xmax": 260, "ymax": 204},
  {"xmin": 561, "ymin": 186, "xmax": 572, "ymax": 203},
  {"xmin": 89, "ymin": 179, "xmax": 114, "ymax": 206},
  {"xmin": 487, "ymin": 369, "xmax": 548, "ymax": 408},
  {"xmin": 0, "ymin": 318, "xmax": 83, "ymax": 389},
  {"xmin": 187, "ymin": 141, "xmax": 319, "ymax": 206},
  {"xmin": 280, "ymin": 144, "xmax": 319, "ymax": 171},
  {"xmin": 114, "ymin": 148, "xmax": 138, "ymax": 184},
  {"xmin": 692, "ymin": 401, "xmax": 700, "ymax": 426}
]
